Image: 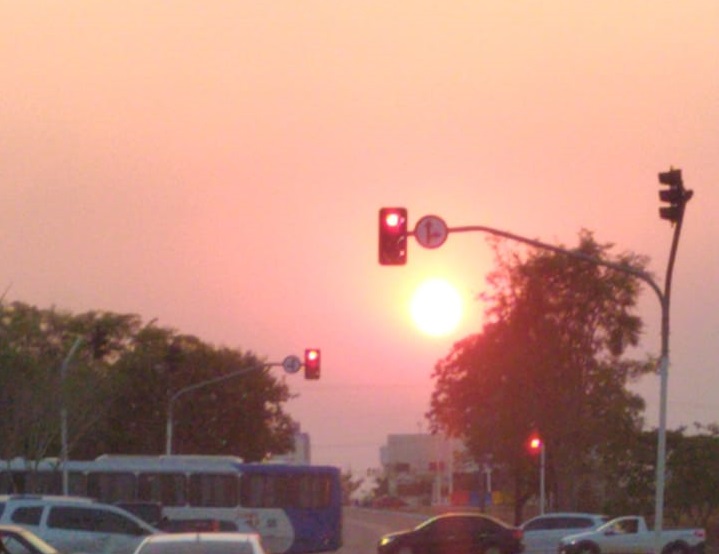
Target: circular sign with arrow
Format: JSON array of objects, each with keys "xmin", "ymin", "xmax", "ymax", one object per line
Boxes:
[
  {"xmin": 414, "ymin": 215, "xmax": 448, "ymax": 249},
  {"xmin": 282, "ymin": 355, "xmax": 302, "ymax": 374}
]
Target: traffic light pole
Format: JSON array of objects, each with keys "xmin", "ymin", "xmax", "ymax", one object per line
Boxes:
[
  {"xmin": 164, "ymin": 362, "xmax": 280, "ymax": 455},
  {"xmin": 412, "ymin": 218, "xmax": 678, "ymax": 548}
]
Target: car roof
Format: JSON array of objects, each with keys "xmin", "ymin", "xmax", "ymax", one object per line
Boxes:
[
  {"xmin": 0, "ymin": 494, "xmax": 95, "ymax": 504},
  {"xmin": 523, "ymin": 512, "xmax": 607, "ymax": 521},
  {"xmin": 142, "ymin": 533, "xmax": 261, "ymax": 544}
]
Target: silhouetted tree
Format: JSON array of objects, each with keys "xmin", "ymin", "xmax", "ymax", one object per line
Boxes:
[{"xmin": 427, "ymin": 231, "xmax": 654, "ymax": 523}]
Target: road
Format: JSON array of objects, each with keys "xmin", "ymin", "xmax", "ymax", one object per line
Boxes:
[{"xmin": 337, "ymin": 507, "xmax": 426, "ymax": 554}]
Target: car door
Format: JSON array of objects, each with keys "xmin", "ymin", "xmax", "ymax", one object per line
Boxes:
[
  {"xmin": 94, "ymin": 507, "xmax": 153, "ymax": 554},
  {"xmin": 426, "ymin": 517, "xmax": 474, "ymax": 554},
  {"xmin": 44, "ymin": 506, "xmax": 107, "ymax": 554}
]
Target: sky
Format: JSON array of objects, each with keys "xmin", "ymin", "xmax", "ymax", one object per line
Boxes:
[{"xmin": 2, "ymin": 2, "xmax": 718, "ymax": 477}]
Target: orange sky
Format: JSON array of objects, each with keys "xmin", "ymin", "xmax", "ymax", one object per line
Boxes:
[{"xmin": 2, "ymin": 2, "xmax": 718, "ymax": 474}]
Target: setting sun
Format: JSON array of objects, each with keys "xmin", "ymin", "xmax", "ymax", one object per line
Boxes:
[{"xmin": 410, "ymin": 278, "xmax": 463, "ymax": 337}]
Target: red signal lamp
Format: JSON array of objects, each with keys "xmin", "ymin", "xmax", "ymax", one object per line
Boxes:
[{"xmin": 304, "ymin": 348, "xmax": 321, "ymax": 380}]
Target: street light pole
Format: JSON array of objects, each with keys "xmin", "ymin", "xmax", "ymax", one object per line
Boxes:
[
  {"xmin": 60, "ymin": 336, "xmax": 83, "ymax": 495},
  {"xmin": 165, "ymin": 362, "xmax": 281, "ymax": 455},
  {"xmin": 539, "ymin": 441, "xmax": 546, "ymax": 515},
  {"xmin": 408, "ymin": 207, "xmax": 689, "ymax": 546}
]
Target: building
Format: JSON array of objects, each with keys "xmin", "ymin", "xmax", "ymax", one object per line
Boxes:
[
  {"xmin": 269, "ymin": 427, "xmax": 311, "ymax": 465},
  {"xmin": 379, "ymin": 433, "xmax": 475, "ymax": 506}
]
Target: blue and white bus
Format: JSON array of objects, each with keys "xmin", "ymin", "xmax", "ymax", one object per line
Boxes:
[{"xmin": 0, "ymin": 455, "xmax": 343, "ymax": 554}]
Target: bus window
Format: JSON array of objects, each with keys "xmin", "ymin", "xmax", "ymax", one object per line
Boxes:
[
  {"xmin": 68, "ymin": 472, "xmax": 87, "ymax": 497},
  {"xmin": 188, "ymin": 473, "xmax": 237, "ymax": 508},
  {"xmin": 138, "ymin": 473, "xmax": 186, "ymax": 507},
  {"xmin": 87, "ymin": 472, "xmax": 136, "ymax": 503},
  {"xmin": 297, "ymin": 475, "xmax": 330, "ymax": 509}
]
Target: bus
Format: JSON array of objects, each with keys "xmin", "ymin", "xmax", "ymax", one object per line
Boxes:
[{"xmin": 0, "ymin": 455, "xmax": 343, "ymax": 554}]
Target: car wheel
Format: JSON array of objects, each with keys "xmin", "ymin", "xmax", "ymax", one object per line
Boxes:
[
  {"xmin": 662, "ymin": 543, "xmax": 689, "ymax": 554},
  {"xmin": 576, "ymin": 542, "xmax": 599, "ymax": 554}
]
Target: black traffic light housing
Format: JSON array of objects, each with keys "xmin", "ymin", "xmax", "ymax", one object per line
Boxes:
[
  {"xmin": 658, "ymin": 168, "xmax": 692, "ymax": 224},
  {"xmin": 378, "ymin": 207, "xmax": 408, "ymax": 265},
  {"xmin": 304, "ymin": 348, "xmax": 321, "ymax": 380}
]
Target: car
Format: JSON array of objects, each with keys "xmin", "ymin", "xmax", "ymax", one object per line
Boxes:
[
  {"xmin": 520, "ymin": 513, "xmax": 610, "ymax": 554},
  {"xmin": 156, "ymin": 519, "xmax": 243, "ymax": 533},
  {"xmin": 372, "ymin": 496, "xmax": 408, "ymax": 509},
  {"xmin": 132, "ymin": 532, "xmax": 267, "ymax": 554},
  {"xmin": 377, "ymin": 512, "xmax": 524, "ymax": 554},
  {"xmin": 0, "ymin": 525, "xmax": 59, "ymax": 554},
  {"xmin": 0, "ymin": 495, "xmax": 159, "ymax": 554}
]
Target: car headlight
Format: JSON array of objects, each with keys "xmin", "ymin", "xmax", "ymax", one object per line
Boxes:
[{"xmin": 380, "ymin": 536, "xmax": 396, "ymax": 547}]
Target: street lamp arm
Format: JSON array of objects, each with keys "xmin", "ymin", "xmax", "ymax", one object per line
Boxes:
[
  {"xmin": 165, "ymin": 361, "xmax": 281, "ymax": 455},
  {"xmin": 448, "ymin": 224, "xmax": 665, "ymax": 305}
]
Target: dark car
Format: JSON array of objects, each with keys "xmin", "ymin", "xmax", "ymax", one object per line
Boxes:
[{"xmin": 377, "ymin": 512, "xmax": 524, "ymax": 554}]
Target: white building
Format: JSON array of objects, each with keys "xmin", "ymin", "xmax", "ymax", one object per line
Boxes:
[{"xmin": 379, "ymin": 433, "xmax": 469, "ymax": 505}]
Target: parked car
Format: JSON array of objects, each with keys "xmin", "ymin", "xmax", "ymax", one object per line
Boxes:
[
  {"xmin": 377, "ymin": 512, "xmax": 524, "ymax": 554},
  {"xmin": 558, "ymin": 515, "xmax": 705, "ymax": 554},
  {"xmin": 520, "ymin": 513, "xmax": 610, "ymax": 554},
  {"xmin": 132, "ymin": 532, "xmax": 267, "ymax": 554},
  {"xmin": 0, "ymin": 495, "xmax": 159, "ymax": 554},
  {"xmin": 0, "ymin": 525, "xmax": 59, "ymax": 554}
]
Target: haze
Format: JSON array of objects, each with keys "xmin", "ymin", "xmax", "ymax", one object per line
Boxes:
[{"xmin": 2, "ymin": 2, "xmax": 718, "ymax": 476}]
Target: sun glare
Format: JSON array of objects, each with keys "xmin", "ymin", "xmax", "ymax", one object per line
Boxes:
[{"xmin": 410, "ymin": 278, "xmax": 463, "ymax": 337}]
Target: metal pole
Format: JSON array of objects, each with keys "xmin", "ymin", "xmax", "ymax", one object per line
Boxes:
[
  {"xmin": 539, "ymin": 442, "xmax": 546, "ymax": 515},
  {"xmin": 165, "ymin": 362, "xmax": 279, "ymax": 455},
  {"xmin": 60, "ymin": 337, "xmax": 83, "ymax": 495}
]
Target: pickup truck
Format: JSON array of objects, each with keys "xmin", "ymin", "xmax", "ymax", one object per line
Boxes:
[{"xmin": 558, "ymin": 516, "xmax": 705, "ymax": 554}]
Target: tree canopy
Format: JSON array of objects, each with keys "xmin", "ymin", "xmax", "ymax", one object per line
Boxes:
[
  {"xmin": 427, "ymin": 230, "xmax": 655, "ymax": 521},
  {"xmin": 0, "ymin": 301, "xmax": 296, "ymax": 462}
]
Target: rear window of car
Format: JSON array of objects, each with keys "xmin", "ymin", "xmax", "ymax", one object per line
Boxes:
[{"xmin": 11, "ymin": 506, "xmax": 43, "ymax": 525}]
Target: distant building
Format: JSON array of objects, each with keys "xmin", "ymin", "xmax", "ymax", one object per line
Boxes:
[
  {"xmin": 270, "ymin": 427, "xmax": 311, "ymax": 465},
  {"xmin": 379, "ymin": 433, "xmax": 474, "ymax": 506}
]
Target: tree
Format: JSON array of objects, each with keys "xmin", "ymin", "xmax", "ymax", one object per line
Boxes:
[
  {"xmin": 665, "ymin": 424, "xmax": 719, "ymax": 527},
  {"xmin": 0, "ymin": 300, "xmax": 298, "ymax": 463},
  {"xmin": 341, "ymin": 469, "xmax": 365, "ymax": 504},
  {"xmin": 427, "ymin": 231, "xmax": 654, "ymax": 522}
]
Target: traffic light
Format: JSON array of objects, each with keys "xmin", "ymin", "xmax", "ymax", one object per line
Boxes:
[
  {"xmin": 658, "ymin": 169, "xmax": 683, "ymax": 223},
  {"xmin": 378, "ymin": 208, "xmax": 408, "ymax": 265},
  {"xmin": 304, "ymin": 348, "xmax": 321, "ymax": 380},
  {"xmin": 658, "ymin": 168, "xmax": 692, "ymax": 223},
  {"xmin": 527, "ymin": 434, "xmax": 543, "ymax": 456}
]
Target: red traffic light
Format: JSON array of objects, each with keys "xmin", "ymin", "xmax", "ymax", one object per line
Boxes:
[
  {"xmin": 378, "ymin": 207, "xmax": 408, "ymax": 265},
  {"xmin": 304, "ymin": 348, "xmax": 321, "ymax": 380},
  {"xmin": 527, "ymin": 434, "xmax": 543, "ymax": 455}
]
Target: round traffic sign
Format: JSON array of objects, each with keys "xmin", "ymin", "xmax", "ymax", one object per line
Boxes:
[
  {"xmin": 282, "ymin": 355, "xmax": 302, "ymax": 374},
  {"xmin": 414, "ymin": 215, "xmax": 448, "ymax": 249}
]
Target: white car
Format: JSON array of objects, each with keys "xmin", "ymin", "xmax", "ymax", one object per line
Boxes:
[
  {"xmin": 132, "ymin": 532, "xmax": 268, "ymax": 554},
  {"xmin": 0, "ymin": 495, "xmax": 159, "ymax": 554},
  {"xmin": 521, "ymin": 513, "xmax": 610, "ymax": 554}
]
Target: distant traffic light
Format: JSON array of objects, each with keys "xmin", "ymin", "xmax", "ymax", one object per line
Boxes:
[
  {"xmin": 304, "ymin": 348, "xmax": 321, "ymax": 380},
  {"xmin": 378, "ymin": 208, "xmax": 408, "ymax": 265},
  {"xmin": 527, "ymin": 434, "xmax": 543, "ymax": 456},
  {"xmin": 658, "ymin": 168, "xmax": 692, "ymax": 223}
]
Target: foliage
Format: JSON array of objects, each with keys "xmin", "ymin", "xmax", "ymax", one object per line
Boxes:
[
  {"xmin": 0, "ymin": 301, "xmax": 297, "ymax": 462},
  {"xmin": 665, "ymin": 424, "xmax": 719, "ymax": 527},
  {"xmin": 427, "ymin": 231, "xmax": 654, "ymax": 522},
  {"xmin": 340, "ymin": 469, "xmax": 364, "ymax": 504}
]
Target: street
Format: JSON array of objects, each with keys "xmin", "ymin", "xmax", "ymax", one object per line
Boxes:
[{"xmin": 337, "ymin": 507, "xmax": 426, "ymax": 554}]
